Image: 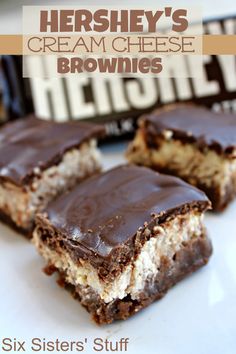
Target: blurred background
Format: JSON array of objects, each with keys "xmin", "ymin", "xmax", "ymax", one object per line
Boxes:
[{"xmin": 0, "ymin": 0, "xmax": 235, "ymax": 134}]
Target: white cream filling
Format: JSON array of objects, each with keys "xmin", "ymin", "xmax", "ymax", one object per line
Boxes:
[
  {"xmin": 127, "ymin": 130, "xmax": 236, "ymax": 197},
  {"xmin": 33, "ymin": 212, "xmax": 203, "ymax": 303},
  {"xmin": 0, "ymin": 140, "xmax": 101, "ymax": 229}
]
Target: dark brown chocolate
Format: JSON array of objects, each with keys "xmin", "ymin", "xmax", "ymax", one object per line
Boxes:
[
  {"xmin": 0, "ymin": 116, "xmax": 104, "ymax": 186},
  {"xmin": 40, "ymin": 165, "xmax": 210, "ymax": 259},
  {"xmin": 143, "ymin": 106, "xmax": 236, "ymax": 154},
  {"xmin": 145, "ymin": 165, "xmax": 236, "ymax": 212}
]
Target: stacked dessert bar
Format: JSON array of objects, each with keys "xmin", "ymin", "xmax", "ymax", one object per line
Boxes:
[
  {"xmin": 0, "ymin": 116, "xmax": 104, "ymax": 235},
  {"xmin": 127, "ymin": 105, "xmax": 236, "ymax": 211},
  {"xmin": 33, "ymin": 165, "xmax": 212, "ymax": 324}
]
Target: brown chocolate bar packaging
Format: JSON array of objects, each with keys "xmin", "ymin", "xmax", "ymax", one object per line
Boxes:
[{"xmin": 0, "ymin": 15, "xmax": 236, "ymax": 137}]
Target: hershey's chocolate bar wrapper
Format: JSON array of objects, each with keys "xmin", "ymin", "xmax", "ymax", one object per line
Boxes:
[{"xmin": 0, "ymin": 15, "xmax": 236, "ymax": 138}]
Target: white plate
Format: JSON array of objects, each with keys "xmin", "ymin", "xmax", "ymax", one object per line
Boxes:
[{"xmin": 0, "ymin": 142, "xmax": 235, "ymax": 354}]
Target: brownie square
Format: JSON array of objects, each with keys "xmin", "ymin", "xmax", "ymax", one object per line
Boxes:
[
  {"xmin": 34, "ymin": 165, "xmax": 212, "ymax": 324},
  {"xmin": 0, "ymin": 116, "xmax": 104, "ymax": 235},
  {"xmin": 127, "ymin": 105, "xmax": 236, "ymax": 211}
]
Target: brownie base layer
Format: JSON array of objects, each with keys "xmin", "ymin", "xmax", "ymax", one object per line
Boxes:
[
  {"xmin": 0, "ymin": 209, "xmax": 32, "ymax": 238},
  {"xmin": 45, "ymin": 235, "xmax": 212, "ymax": 325}
]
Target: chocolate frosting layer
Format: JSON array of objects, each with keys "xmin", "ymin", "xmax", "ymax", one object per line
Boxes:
[
  {"xmin": 143, "ymin": 106, "xmax": 236, "ymax": 153},
  {"xmin": 0, "ymin": 116, "xmax": 104, "ymax": 186},
  {"xmin": 43, "ymin": 165, "xmax": 210, "ymax": 258}
]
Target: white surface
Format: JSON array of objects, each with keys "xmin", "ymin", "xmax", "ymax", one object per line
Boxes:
[
  {"xmin": 0, "ymin": 142, "xmax": 236, "ymax": 354},
  {"xmin": 0, "ymin": 0, "xmax": 235, "ymax": 34}
]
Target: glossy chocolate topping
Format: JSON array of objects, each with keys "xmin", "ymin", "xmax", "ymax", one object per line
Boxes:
[
  {"xmin": 143, "ymin": 106, "xmax": 236, "ymax": 153},
  {"xmin": 43, "ymin": 165, "xmax": 210, "ymax": 258},
  {"xmin": 0, "ymin": 116, "xmax": 104, "ymax": 186}
]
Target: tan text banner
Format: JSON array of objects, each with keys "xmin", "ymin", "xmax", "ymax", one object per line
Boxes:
[{"xmin": 0, "ymin": 35, "xmax": 236, "ymax": 55}]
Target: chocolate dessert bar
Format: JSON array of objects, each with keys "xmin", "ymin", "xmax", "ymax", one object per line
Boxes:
[
  {"xmin": 33, "ymin": 165, "xmax": 212, "ymax": 324},
  {"xmin": 0, "ymin": 116, "xmax": 104, "ymax": 235},
  {"xmin": 127, "ymin": 105, "xmax": 236, "ymax": 211}
]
